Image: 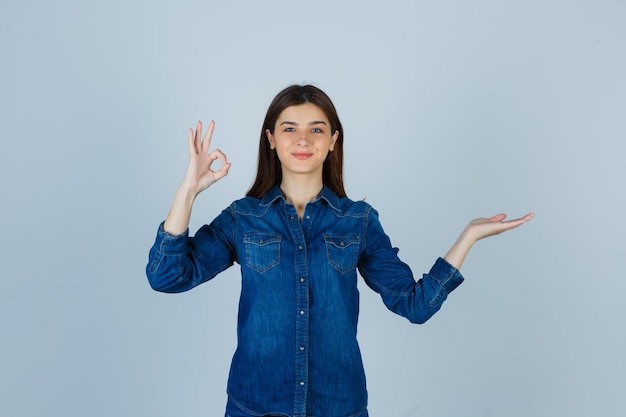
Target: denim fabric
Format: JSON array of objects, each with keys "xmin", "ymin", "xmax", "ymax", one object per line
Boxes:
[
  {"xmin": 224, "ymin": 396, "xmax": 369, "ymax": 417},
  {"xmin": 147, "ymin": 185, "xmax": 464, "ymax": 417}
]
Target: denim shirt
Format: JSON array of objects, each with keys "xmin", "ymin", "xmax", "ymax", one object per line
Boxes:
[{"xmin": 146, "ymin": 185, "xmax": 464, "ymax": 417}]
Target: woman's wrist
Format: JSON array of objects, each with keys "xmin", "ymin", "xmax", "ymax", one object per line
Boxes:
[
  {"xmin": 443, "ymin": 232, "xmax": 476, "ymax": 271},
  {"xmin": 163, "ymin": 185, "xmax": 198, "ymax": 235}
]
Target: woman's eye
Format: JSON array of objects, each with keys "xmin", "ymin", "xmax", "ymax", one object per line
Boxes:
[
  {"xmin": 311, "ymin": 128, "xmax": 323, "ymax": 133},
  {"xmin": 285, "ymin": 127, "xmax": 296, "ymax": 132}
]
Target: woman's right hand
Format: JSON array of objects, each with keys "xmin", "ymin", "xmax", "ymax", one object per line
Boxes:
[
  {"xmin": 163, "ymin": 120, "xmax": 231, "ymax": 236},
  {"xmin": 181, "ymin": 120, "xmax": 231, "ymax": 196}
]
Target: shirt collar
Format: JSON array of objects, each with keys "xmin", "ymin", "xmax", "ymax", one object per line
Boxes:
[
  {"xmin": 260, "ymin": 185, "xmax": 342, "ymax": 212},
  {"xmin": 260, "ymin": 185, "xmax": 285, "ymax": 206}
]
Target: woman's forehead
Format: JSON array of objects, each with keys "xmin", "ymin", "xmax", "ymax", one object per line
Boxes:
[{"xmin": 277, "ymin": 103, "xmax": 329, "ymax": 123}]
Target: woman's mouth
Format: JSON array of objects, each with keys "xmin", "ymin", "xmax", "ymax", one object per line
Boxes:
[{"xmin": 292, "ymin": 153, "xmax": 313, "ymax": 160}]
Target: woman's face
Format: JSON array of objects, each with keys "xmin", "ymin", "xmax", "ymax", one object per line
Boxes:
[{"xmin": 266, "ymin": 103, "xmax": 339, "ymax": 180}]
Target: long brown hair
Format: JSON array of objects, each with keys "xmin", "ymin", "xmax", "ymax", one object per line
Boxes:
[{"xmin": 246, "ymin": 84, "xmax": 346, "ymax": 198}]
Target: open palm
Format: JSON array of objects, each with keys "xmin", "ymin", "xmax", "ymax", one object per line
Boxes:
[{"xmin": 464, "ymin": 213, "xmax": 535, "ymax": 242}]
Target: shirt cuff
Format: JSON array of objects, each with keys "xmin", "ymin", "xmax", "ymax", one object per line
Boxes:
[
  {"xmin": 156, "ymin": 221, "xmax": 190, "ymax": 255},
  {"xmin": 429, "ymin": 257, "xmax": 464, "ymax": 293}
]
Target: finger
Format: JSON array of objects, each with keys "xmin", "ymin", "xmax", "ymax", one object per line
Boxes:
[
  {"xmin": 187, "ymin": 128, "xmax": 196, "ymax": 155},
  {"xmin": 504, "ymin": 213, "xmax": 535, "ymax": 224},
  {"xmin": 213, "ymin": 162, "xmax": 232, "ymax": 181},
  {"xmin": 500, "ymin": 217, "xmax": 531, "ymax": 231},
  {"xmin": 195, "ymin": 121, "xmax": 203, "ymax": 149},
  {"xmin": 206, "ymin": 149, "xmax": 230, "ymax": 182},
  {"xmin": 491, "ymin": 213, "xmax": 507, "ymax": 222},
  {"xmin": 209, "ymin": 148, "xmax": 229, "ymax": 166},
  {"xmin": 202, "ymin": 120, "xmax": 215, "ymax": 153}
]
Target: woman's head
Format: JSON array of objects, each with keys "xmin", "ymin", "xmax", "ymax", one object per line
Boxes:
[{"xmin": 246, "ymin": 84, "xmax": 346, "ymax": 198}]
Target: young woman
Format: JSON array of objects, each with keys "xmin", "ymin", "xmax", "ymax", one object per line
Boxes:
[{"xmin": 146, "ymin": 85, "xmax": 533, "ymax": 417}]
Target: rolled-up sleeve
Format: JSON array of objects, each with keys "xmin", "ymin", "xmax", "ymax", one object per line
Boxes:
[
  {"xmin": 357, "ymin": 208, "xmax": 464, "ymax": 324},
  {"xmin": 146, "ymin": 207, "xmax": 237, "ymax": 293}
]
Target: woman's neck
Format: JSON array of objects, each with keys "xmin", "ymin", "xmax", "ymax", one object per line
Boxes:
[{"xmin": 280, "ymin": 176, "xmax": 323, "ymax": 219}]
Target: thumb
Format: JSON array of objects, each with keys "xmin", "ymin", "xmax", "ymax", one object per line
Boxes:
[{"xmin": 213, "ymin": 162, "xmax": 232, "ymax": 182}]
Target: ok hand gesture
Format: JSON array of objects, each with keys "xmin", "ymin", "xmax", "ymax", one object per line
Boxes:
[
  {"xmin": 163, "ymin": 120, "xmax": 231, "ymax": 236},
  {"xmin": 182, "ymin": 120, "xmax": 231, "ymax": 196}
]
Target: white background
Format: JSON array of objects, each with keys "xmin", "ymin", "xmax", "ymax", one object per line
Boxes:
[{"xmin": 1, "ymin": 1, "xmax": 625, "ymax": 416}]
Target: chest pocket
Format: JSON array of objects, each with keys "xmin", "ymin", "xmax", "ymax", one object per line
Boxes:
[
  {"xmin": 244, "ymin": 234, "xmax": 281, "ymax": 273},
  {"xmin": 324, "ymin": 235, "xmax": 361, "ymax": 274}
]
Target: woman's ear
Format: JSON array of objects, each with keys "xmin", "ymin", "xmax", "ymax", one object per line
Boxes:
[
  {"xmin": 265, "ymin": 129, "xmax": 275, "ymax": 150},
  {"xmin": 329, "ymin": 130, "xmax": 339, "ymax": 151}
]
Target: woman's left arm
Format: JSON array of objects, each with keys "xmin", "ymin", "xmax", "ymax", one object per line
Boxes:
[{"xmin": 444, "ymin": 212, "xmax": 535, "ymax": 270}]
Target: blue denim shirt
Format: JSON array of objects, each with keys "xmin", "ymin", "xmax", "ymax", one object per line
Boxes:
[{"xmin": 146, "ymin": 185, "xmax": 464, "ymax": 417}]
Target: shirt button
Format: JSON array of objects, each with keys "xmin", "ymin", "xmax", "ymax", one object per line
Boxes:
[
  {"xmin": 300, "ymin": 381, "xmax": 305, "ymax": 386},
  {"xmin": 300, "ymin": 310, "xmax": 305, "ymax": 315},
  {"xmin": 299, "ymin": 346, "xmax": 305, "ymax": 351},
  {"xmin": 305, "ymin": 215, "xmax": 310, "ymax": 220},
  {"xmin": 290, "ymin": 215, "xmax": 295, "ymax": 220},
  {"xmin": 300, "ymin": 278, "xmax": 305, "ymax": 283},
  {"xmin": 298, "ymin": 245, "xmax": 303, "ymax": 250}
]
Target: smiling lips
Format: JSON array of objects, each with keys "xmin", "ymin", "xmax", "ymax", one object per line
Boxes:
[{"xmin": 292, "ymin": 152, "xmax": 313, "ymax": 160}]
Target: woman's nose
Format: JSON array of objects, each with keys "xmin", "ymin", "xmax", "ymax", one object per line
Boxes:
[{"xmin": 296, "ymin": 132, "xmax": 310, "ymax": 146}]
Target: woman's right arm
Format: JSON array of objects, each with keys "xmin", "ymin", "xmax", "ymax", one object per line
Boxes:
[
  {"xmin": 146, "ymin": 120, "xmax": 233, "ymax": 293},
  {"xmin": 164, "ymin": 120, "xmax": 231, "ymax": 235}
]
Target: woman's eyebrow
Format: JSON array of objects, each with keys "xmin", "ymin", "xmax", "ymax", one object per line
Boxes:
[{"xmin": 279, "ymin": 120, "xmax": 327, "ymax": 126}]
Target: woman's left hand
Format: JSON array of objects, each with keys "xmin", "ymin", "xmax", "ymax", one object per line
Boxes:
[
  {"xmin": 444, "ymin": 212, "xmax": 534, "ymax": 270},
  {"xmin": 463, "ymin": 212, "xmax": 535, "ymax": 243}
]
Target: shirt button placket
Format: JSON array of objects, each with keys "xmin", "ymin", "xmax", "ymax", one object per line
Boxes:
[{"xmin": 289, "ymin": 208, "xmax": 309, "ymax": 416}]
